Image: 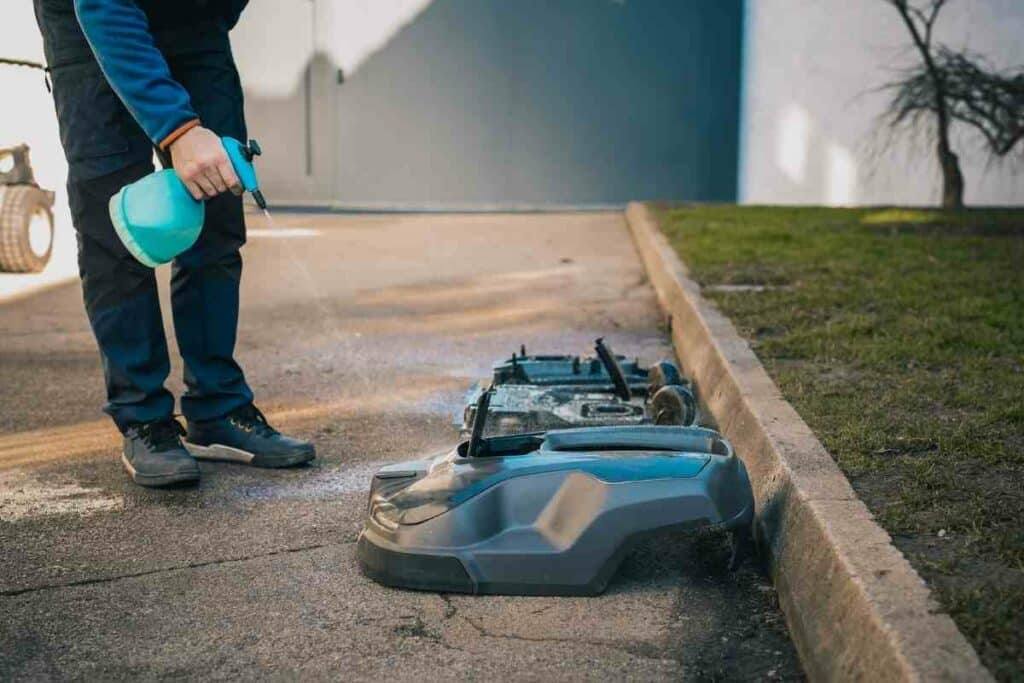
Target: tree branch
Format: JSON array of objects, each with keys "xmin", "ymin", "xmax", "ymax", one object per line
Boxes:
[{"xmin": 880, "ymin": 45, "xmax": 1024, "ymax": 159}]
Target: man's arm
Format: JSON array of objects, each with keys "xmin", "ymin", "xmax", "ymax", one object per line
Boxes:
[
  {"xmin": 74, "ymin": 0, "xmax": 241, "ymax": 198},
  {"xmin": 74, "ymin": 0, "xmax": 197, "ymax": 150}
]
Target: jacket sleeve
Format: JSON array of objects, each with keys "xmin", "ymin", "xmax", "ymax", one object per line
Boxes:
[{"xmin": 74, "ymin": 0, "xmax": 200, "ymax": 150}]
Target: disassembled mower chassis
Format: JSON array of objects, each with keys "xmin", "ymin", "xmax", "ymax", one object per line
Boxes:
[
  {"xmin": 460, "ymin": 338, "xmax": 699, "ymax": 435},
  {"xmin": 357, "ymin": 389, "xmax": 755, "ymax": 596}
]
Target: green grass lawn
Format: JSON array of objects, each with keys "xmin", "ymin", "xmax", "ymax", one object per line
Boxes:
[{"xmin": 655, "ymin": 205, "xmax": 1024, "ymax": 681}]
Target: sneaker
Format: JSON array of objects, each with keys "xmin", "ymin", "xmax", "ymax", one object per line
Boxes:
[
  {"xmin": 122, "ymin": 418, "xmax": 201, "ymax": 487},
  {"xmin": 185, "ymin": 404, "xmax": 316, "ymax": 468}
]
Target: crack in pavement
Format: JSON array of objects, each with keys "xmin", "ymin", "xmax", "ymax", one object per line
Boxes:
[
  {"xmin": 0, "ymin": 541, "xmax": 348, "ymax": 598},
  {"xmin": 393, "ymin": 612, "xmax": 467, "ymax": 654},
  {"xmin": 436, "ymin": 594, "xmax": 675, "ymax": 664}
]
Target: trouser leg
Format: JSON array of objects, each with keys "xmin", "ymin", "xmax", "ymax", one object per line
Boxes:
[
  {"xmin": 68, "ymin": 161, "xmax": 175, "ymax": 432},
  {"xmin": 166, "ymin": 37, "xmax": 254, "ymax": 423},
  {"xmin": 171, "ymin": 191, "xmax": 253, "ymax": 422}
]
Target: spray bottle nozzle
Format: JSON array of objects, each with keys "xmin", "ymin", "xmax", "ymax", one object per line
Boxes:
[
  {"xmin": 252, "ymin": 189, "xmax": 267, "ymax": 210},
  {"xmin": 242, "ymin": 140, "xmax": 264, "ymax": 208}
]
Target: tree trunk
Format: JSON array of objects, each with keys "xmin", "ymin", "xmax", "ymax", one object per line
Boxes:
[
  {"xmin": 890, "ymin": 2, "xmax": 965, "ymax": 209},
  {"xmin": 939, "ymin": 144, "xmax": 965, "ymax": 209}
]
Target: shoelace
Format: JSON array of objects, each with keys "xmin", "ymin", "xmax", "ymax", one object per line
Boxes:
[
  {"xmin": 136, "ymin": 418, "xmax": 186, "ymax": 452},
  {"xmin": 228, "ymin": 405, "xmax": 280, "ymax": 438}
]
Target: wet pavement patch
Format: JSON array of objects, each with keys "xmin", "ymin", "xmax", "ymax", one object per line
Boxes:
[
  {"xmin": 0, "ymin": 470, "xmax": 122, "ymax": 522},
  {"xmin": 230, "ymin": 460, "xmax": 391, "ymax": 502}
]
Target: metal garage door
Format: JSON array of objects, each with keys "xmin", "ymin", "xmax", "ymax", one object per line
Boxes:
[{"xmin": 238, "ymin": 0, "xmax": 743, "ymax": 209}]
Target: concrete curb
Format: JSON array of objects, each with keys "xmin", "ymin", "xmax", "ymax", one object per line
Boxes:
[{"xmin": 624, "ymin": 203, "xmax": 991, "ymax": 682}]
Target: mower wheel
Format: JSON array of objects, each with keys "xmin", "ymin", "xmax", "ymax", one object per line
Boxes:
[
  {"xmin": 650, "ymin": 384, "xmax": 699, "ymax": 426},
  {"xmin": 0, "ymin": 185, "xmax": 55, "ymax": 273},
  {"xmin": 647, "ymin": 360, "xmax": 683, "ymax": 395}
]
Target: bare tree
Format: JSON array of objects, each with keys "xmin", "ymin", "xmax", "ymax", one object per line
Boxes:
[{"xmin": 882, "ymin": 0, "xmax": 1024, "ymax": 208}]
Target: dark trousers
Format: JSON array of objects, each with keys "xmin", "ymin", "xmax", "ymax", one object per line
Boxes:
[
  {"xmin": 68, "ymin": 169, "xmax": 253, "ymax": 432},
  {"xmin": 41, "ymin": 19, "xmax": 255, "ymax": 432}
]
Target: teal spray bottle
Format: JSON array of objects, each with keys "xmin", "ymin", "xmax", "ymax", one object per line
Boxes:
[{"xmin": 109, "ymin": 137, "xmax": 265, "ymax": 267}]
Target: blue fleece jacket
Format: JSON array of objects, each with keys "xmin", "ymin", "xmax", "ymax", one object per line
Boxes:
[{"xmin": 73, "ymin": 0, "xmax": 245, "ymax": 149}]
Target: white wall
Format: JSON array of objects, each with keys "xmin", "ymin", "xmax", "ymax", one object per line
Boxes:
[
  {"xmin": 0, "ymin": 3, "xmax": 67, "ymax": 197},
  {"xmin": 0, "ymin": 1, "xmax": 76, "ymax": 276},
  {"xmin": 740, "ymin": 0, "xmax": 1024, "ymax": 206},
  {"xmin": 234, "ymin": 0, "xmax": 431, "ymax": 98}
]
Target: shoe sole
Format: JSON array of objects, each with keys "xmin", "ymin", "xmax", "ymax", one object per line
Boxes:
[
  {"xmin": 185, "ymin": 442, "xmax": 316, "ymax": 469},
  {"xmin": 121, "ymin": 454, "xmax": 200, "ymax": 488}
]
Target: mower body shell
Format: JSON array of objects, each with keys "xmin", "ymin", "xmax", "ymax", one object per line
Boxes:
[{"xmin": 357, "ymin": 426, "xmax": 753, "ymax": 596}]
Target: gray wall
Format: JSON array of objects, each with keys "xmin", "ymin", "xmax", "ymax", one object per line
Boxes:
[{"xmin": 234, "ymin": 0, "xmax": 743, "ymax": 208}]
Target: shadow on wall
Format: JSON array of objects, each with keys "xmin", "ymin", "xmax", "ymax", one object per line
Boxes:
[{"xmin": 239, "ymin": 0, "xmax": 743, "ymax": 208}]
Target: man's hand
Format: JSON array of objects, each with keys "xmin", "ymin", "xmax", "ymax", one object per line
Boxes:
[{"xmin": 169, "ymin": 125, "xmax": 243, "ymax": 201}]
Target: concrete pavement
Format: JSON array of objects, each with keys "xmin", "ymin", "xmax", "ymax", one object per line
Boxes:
[{"xmin": 0, "ymin": 212, "xmax": 802, "ymax": 681}]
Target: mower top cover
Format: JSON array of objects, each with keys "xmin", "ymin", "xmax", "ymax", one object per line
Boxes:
[{"xmin": 357, "ymin": 421, "xmax": 754, "ymax": 596}]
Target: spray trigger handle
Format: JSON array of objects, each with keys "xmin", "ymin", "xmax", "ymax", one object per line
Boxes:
[
  {"xmin": 221, "ymin": 137, "xmax": 266, "ymax": 209},
  {"xmin": 242, "ymin": 139, "xmax": 261, "ymax": 162}
]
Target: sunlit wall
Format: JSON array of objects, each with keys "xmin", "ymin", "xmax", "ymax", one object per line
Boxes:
[
  {"xmin": 0, "ymin": 3, "xmax": 65, "ymax": 198},
  {"xmin": 741, "ymin": 0, "xmax": 1024, "ymax": 206},
  {"xmin": 4, "ymin": 1, "xmax": 1022, "ymax": 208}
]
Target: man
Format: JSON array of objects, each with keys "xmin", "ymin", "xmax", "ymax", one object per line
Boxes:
[{"xmin": 34, "ymin": 0, "xmax": 315, "ymax": 487}]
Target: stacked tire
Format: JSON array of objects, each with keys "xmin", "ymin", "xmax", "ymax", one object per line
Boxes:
[{"xmin": 0, "ymin": 184, "xmax": 55, "ymax": 273}]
